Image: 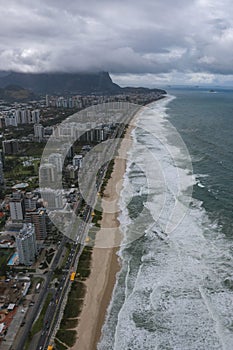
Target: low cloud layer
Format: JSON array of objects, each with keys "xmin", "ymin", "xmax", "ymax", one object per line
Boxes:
[{"xmin": 1, "ymin": 0, "xmax": 233, "ymax": 84}]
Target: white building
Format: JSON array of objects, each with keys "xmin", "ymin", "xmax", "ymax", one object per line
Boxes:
[
  {"xmin": 34, "ymin": 123, "xmax": 44, "ymax": 141},
  {"xmin": 5, "ymin": 114, "xmax": 18, "ymax": 127},
  {"xmin": 73, "ymin": 155, "xmax": 83, "ymax": 168},
  {"xmin": 10, "ymin": 193, "xmax": 25, "ymax": 221},
  {"xmin": 40, "ymin": 189, "xmax": 63, "ymax": 210},
  {"xmin": 48, "ymin": 153, "xmax": 63, "ymax": 173},
  {"xmin": 24, "ymin": 192, "xmax": 39, "ymax": 211},
  {"xmin": 31, "ymin": 110, "xmax": 40, "ymax": 124},
  {"xmin": 46, "ymin": 94, "xmax": 50, "ymax": 107},
  {"xmin": 39, "ymin": 163, "xmax": 57, "ymax": 185},
  {"xmin": 16, "ymin": 224, "xmax": 37, "ymax": 266},
  {"xmin": 20, "ymin": 109, "xmax": 29, "ymax": 124}
]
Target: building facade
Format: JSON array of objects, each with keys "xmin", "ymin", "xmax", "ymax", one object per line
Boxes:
[
  {"xmin": 25, "ymin": 208, "xmax": 47, "ymax": 241},
  {"xmin": 9, "ymin": 192, "xmax": 25, "ymax": 221},
  {"xmin": 16, "ymin": 224, "xmax": 37, "ymax": 266}
]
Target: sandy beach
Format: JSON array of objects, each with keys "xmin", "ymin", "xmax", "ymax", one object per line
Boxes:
[{"xmin": 71, "ymin": 124, "xmax": 135, "ymax": 350}]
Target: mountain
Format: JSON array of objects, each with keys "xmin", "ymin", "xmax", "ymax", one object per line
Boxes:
[
  {"xmin": 0, "ymin": 85, "xmax": 35, "ymax": 102},
  {"xmin": 121, "ymin": 86, "xmax": 166, "ymax": 94},
  {"xmin": 0, "ymin": 71, "xmax": 121, "ymax": 95},
  {"xmin": 0, "ymin": 71, "xmax": 166, "ymax": 96}
]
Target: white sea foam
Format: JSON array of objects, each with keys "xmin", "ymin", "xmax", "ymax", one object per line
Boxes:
[{"xmin": 98, "ymin": 95, "xmax": 233, "ymax": 350}]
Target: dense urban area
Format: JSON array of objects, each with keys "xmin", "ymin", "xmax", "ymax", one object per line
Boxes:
[{"xmin": 0, "ymin": 88, "xmax": 165, "ymax": 350}]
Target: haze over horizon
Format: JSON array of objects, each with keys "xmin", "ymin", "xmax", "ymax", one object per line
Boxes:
[{"xmin": 1, "ymin": 0, "xmax": 233, "ymax": 87}]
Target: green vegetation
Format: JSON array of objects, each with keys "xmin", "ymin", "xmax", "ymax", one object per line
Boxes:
[
  {"xmin": 28, "ymin": 276, "xmax": 44, "ymax": 294},
  {"xmin": 99, "ymin": 159, "xmax": 115, "ymax": 197},
  {"xmin": 45, "ymin": 248, "xmax": 55, "ymax": 264},
  {"xmin": 55, "ymin": 246, "xmax": 92, "ymax": 348},
  {"xmin": 30, "ymin": 292, "xmax": 53, "ymax": 336},
  {"xmin": 4, "ymin": 124, "xmax": 34, "ymax": 140},
  {"xmin": 19, "ymin": 142, "xmax": 45, "ymax": 157},
  {"xmin": 0, "ymin": 85, "xmax": 34, "ymax": 102},
  {"xmin": 68, "ymin": 281, "xmax": 86, "ymax": 300},
  {"xmin": 60, "ymin": 246, "xmax": 71, "ymax": 269},
  {"xmin": 24, "ymin": 292, "xmax": 53, "ymax": 349},
  {"xmin": 63, "ymin": 293, "xmax": 83, "ymax": 319},
  {"xmin": 3, "ymin": 155, "xmax": 40, "ymax": 188},
  {"xmin": 54, "ymin": 266, "xmax": 62, "ymax": 276},
  {"xmin": 39, "ymin": 261, "xmax": 48, "ymax": 270},
  {"xmin": 54, "ymin": 338, "xmax": 68, "ymax": 350},
  {"xmin": 0, "ymin": 213, "xmax": 8, "ymax": 230},
  {"xmin": 60, "ymin": 318, "xmax": 78, "ymax": 329},
  {"xmin": 120, "ymin": 123, "xmax": 129, "ymax": 138},
  {"xmin": 0, "ymin": 249, "xmax": 12, "ymax": 276},
  {"xmin": 76, "ymin": 246, "xmax": 92, "ymax": 280},
  {"xmin": 56, "ymin": 330, "xmax": 77, "ymax": 348},
  {"xmin": 91, "ymin": 208, "xmax": 102, "ymax": 228}
]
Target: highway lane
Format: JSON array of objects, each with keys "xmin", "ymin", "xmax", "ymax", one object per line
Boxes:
[
  {"xmin": 13, "ymin": 236, "xmax": 67, "ymax": 350},
  {"xmin": 36, "ymin": 247, "xmax": 76, "ymax": 350}
]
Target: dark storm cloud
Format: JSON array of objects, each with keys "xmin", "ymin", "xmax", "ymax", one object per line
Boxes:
[{"xmin": 0, "ymin": 0, "xmax": 233, "ymax": 83}]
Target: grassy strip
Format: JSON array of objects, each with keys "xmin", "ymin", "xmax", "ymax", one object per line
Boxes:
[
  {"xmin": 91, "ymin": 209, "xmax": 102, "ymax": 228},
  {"xmin": 63, "ymin": 296, "xmax": 83, "ymax": 319},
  {"xmin": 55, "ymin": 246, "xmax": 92, "ymax": 347},
  {"xmin": 60, "ymin": 318, "xmax": 78, "ymax": 329},
  {"xmin": 28, "ymin": 276, "xmax": 43, "ymax": 294},
  {"xmin": 54, "ymin": 338, "xmax": 68, "ymax": 350},
  {"xmin": 68, "ymin": 281, "xmax": 86, "ymax": 300},
  {"xmin": 0, "ymin": 248, "xmax": 12, "ymax": 276},
  {"xmin": 30, "ymin": 292, "xmax": 53, "ymax": 336},
  {"xmin": 56, "ymin": 330, "xmax": 77, "ymax": 348},
  {"xmin": 99, "ymin": 159, "xmax": 115, "ymax": 197},
  {"xmin": 60, "ymin": 245, "xmax": 71, "ymax": 269},
  {"xmin": 46, "ymin": 251, "xmax": 55, "ymax": 264}
]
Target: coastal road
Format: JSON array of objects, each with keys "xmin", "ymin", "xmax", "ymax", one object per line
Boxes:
[
  {"xmin": 22, "ymin": 123, "xmax": 127, "ymax": 350},
  {"xmin": 13, "ymin": 236, "xmax": 68, "ymax": 350}
]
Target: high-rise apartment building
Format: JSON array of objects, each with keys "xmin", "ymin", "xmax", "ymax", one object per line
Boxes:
[
  {"xmin": 40, "ymin": 189, "xmax": 63, "ymax": 209},
  {"xmin": 9, "ymin": 192, "xmax": 25, "ymax": 221},
  {"xmin": 48, "ymin": 153, "xmax": 63, "ymax": 173},
  {"xmin": 24, "ymin": 192, "xmax": 39, "ymax": 211},
  {"xmin": 2, "ymin": 139, "xmax": 19, "ymax": 155},
  {"xmin": 25, "ymin": 208, "xmax": 47, "ymax": 241},
  {"xmin": 16, "ymin": 224, "xmax": 37, "ymax": 266},
  {"xmin": 34, "ymin": 123, "xmax": 44, "ymax": 141},
  {"xmin": 39, "ymin": 163, "xmax": 57, "ymax": 185}
]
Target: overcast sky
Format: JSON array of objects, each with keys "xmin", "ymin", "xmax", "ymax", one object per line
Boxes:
[{"xmin": 1, "ymin": 0, "xmax": 233, "ymax": 86}]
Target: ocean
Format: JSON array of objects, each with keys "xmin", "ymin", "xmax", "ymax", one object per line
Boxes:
[{"xmin": 98, "ymin": 88, "xmax": 233, "ymax": 350}]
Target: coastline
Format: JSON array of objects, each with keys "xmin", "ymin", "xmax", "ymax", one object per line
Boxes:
[{"xmin": 71, "ymin": 123, "xmax": 136, "ymax": 350}]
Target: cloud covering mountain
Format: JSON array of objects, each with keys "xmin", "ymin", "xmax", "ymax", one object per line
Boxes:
[{"xmin": 1, "ymin": 0, "xmax": 233, "ymax": 85}]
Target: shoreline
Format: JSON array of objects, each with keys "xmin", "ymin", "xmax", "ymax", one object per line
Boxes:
[{"xmin": 71, "ymin": 123, "xmax": 136, "ymax": 350}]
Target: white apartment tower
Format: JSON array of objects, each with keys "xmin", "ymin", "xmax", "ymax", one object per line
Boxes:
[
  {"xmin": 10, "ymin": 192, "xmax": 25, "ymax": 221},
  {"xmin": 48, "ymin": 153, "xmax": 63, "ymax": 173},
  {"xmin": 39, "ymin": 163, "xmax": 57, "ymax": 185},
  {"xmin": 16, "ymin": 224, "xmax": 37, "ymax": 266},
  {"xmin": 34, "ymin": 124, "xmax": 44, "ymax": 141}
]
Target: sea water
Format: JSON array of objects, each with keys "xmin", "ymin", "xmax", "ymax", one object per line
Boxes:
[{"xmin": 98, "ymin": 88, "xmax": 233, "ymax": 350}]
